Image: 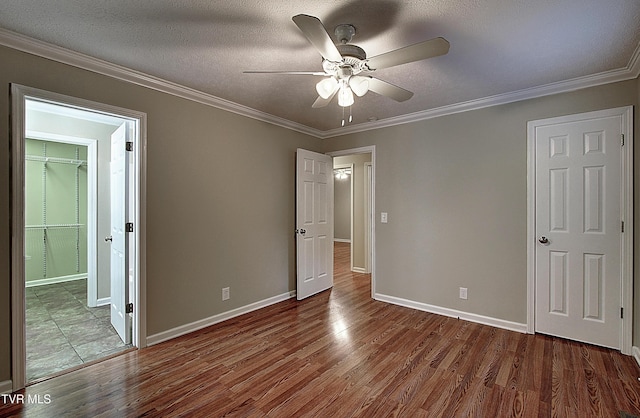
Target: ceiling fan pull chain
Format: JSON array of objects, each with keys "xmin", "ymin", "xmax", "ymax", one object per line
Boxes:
[
  {"xmin": 349, "ymin": 106, "xmax": 353, "ymax": 123},
  {"xmin": 341, "ymin": 106, "xmax": 346, "ymax": 127}
]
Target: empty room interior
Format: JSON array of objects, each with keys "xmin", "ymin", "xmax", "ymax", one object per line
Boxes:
[{"xmin": 1, "ymin": 1, "xmax": 640, "ymax": 416}]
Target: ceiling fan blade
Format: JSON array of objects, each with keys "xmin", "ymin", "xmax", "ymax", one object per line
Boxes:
[
  {"xmin": 243, "ymin": 71, "xmax": 327, "ymax": 75},
  {"xmin": 367, "ymin": 77, "xmax": 414, "ymax": 102},
  {"xmin": 312, "ymin": 86, "xmax": 339, "ymax": 108},
  {"xmin": 366, "ymin": 37, "xmax": 449, "ymax": 70},
  {"xmin": 292, "ymin": 14, "xmax": 343, "ymax": 63}
]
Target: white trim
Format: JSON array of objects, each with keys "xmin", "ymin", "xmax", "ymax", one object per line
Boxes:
[
  {"xmin": 375, "ymin": 293, "xmax": 528, "ymax": 334},
  {"xmin": 0, "ymin": 28, "xmax": 322, "ymax": 138},
  {"xmin": 334, "ymin": 238, "xmax": 351, "ymax": 243},
  {"xmin": 0, "ymin": 380, "xmax": 12, "ymax": 395},
  {"xmin": 25, "ymin": 129, "xmax": 99, "ymax": 307},
  {"xmin": 327, "ymin": 146, "xmax": 376, "ymax": 297},
  {"xmin": 526, "ymin": 106, "xmax": 633, "ymax": 355},
  {"xmin": 146, "ymin": 291, "xmax": 296, "ymax": 346},
  {"xmin": 10, "ymin": 84, "xmax": 148, "ymax": 391},
  {"xmin": 25, "ymin": 274, "xmax": 86, "ymax": 288},
  {"xmin": 1, "ymin": 28, "xmax": 638, "ymax": 140},
  {"xmin": 364, "ymin": 162, "xmax": 372, "ymax": 274},
  {"xmin": 96, "ymin": 297, "xmax": 111, "ymax": 307},
  {"xmin": 633, "ymin": 346, "xmax": 640, "ymax": 368},
  {"xmin": 352, "ymin": 267, "xmax": 367, "ymax": 274}
]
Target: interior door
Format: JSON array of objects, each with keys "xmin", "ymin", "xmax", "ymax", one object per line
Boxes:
[
  {"xmin": 296, "ymin": 149, "xmax": 334, "ymax": 300},
  {"xmin": 109, "ymin": 123, "xmax": 131, "ymax": 344},
  {"xmin": 534, "ymin": 112, "xmax": 622, "ymax": 349}
]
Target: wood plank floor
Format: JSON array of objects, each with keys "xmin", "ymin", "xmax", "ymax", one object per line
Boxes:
[{"xmin": 2, "ymin": 242, "xmax": 640, "ymax": 417}]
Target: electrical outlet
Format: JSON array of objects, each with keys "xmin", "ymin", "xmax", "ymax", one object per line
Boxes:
[
  {"xmin": 222, "ymin": 287, "xmax": 230, "ymax": 301},
  {"xmin": 459, "ymin": 287, "xmax": 468, "ymax": 300}
]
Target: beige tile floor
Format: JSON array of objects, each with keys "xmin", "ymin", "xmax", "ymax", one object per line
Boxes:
[{"xmin": 26, "ymin": 280, "xmax": 131, "ymax": 382}]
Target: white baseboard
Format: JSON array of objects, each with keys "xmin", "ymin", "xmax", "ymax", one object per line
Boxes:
[
  {"xmin": 374, "ymin": 293, "xmax": 528, "ymax": 334},
  {"xmin": 146, "ymin": 291, "xmax": 296, "ymax": 346},
  {"xmin": 25, "ymin": 274, "xmax": 86, "ymax": 288},
  {"xmin": 96, "ymin": 297, "xmax": 110, "ymax": 307},
  {"xmin": 633, "ymin": 346, "xmax": 640, "ymax": 367},
  {"xmin": 352, "ymin": 267, "xmax": 367, "ymax": 274},
  {"xmin": 334, "ymin": 238, "xmax": 351, "ymax": 243},
  {"xmin": 0, "ymin": 380, "xmax": 12, "ymax": 394}
]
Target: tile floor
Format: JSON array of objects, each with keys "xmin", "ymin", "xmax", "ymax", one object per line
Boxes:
[{"xmin": 26, "ymin": 280, "xmax": 131, "ymax": 382}]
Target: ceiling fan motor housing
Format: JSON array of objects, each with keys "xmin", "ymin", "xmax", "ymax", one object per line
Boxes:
[{"xmin": 337, "ymin": 44, "xmax": 366, "ymax": 60}]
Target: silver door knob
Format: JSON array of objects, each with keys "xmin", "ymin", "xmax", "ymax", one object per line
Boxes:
[
  {"xmin": 538, "ymin": 236, "xmax": 549, "ymax": 244},
  {"xmin": 296, "ymin": 228, "xmax": 306, "ymax": 235},
  {"xmin": 105, "ymin": 236, "xmax": 113, "ymax": 242}
]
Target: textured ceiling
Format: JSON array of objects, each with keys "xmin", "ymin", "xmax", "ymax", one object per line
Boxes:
[{"xmin": 1, "ymin": 1, "xmax": 639, "ymax": 134}]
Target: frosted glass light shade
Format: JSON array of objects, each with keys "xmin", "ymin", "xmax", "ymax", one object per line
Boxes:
[
  {"xmin": 349, "ymin": 76, "xmax": 369, "ymax": 97},
  {"xmin": 316, "ymin": 77, "xmax": 338, "ymax": 99},
  {"xmin": 337, "ymin": 85, "xmax": 354, "ymax": 107}
]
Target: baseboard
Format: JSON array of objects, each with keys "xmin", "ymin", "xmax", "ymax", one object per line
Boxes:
[
  {"xmin": 352, "ymin": 267, "xmax": 367, "ymax": 274},
  {"xmin": 146, "ymin": 291, "xmax": 296, "ymax": 346},
  {"xmin": 25, "ymin": 274, "xmax": 86, "ymax": 288},
  {"xmin": 0, "ymin": 380, "xmax": 12, "ymax": 394},
  {"xmin": 374, "ymin": 293, "xmax": 528, "ymax": 334},
  {"xmin": 96, "ymin": 297, "xmax": 110, "ymax": 307},
  {"xmin": 633, "ymin": 346, "xmax": 640, "ymax": 367},
  {"xmin": 334, "ymin": 238, "xmax": 351, "ymax": 243}
]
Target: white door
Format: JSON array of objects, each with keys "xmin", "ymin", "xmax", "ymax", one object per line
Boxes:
[
  {"xmin": 296, "ymin": 149, "xmax": 334, "ymax": 300},
  {"xmin": 109, "ymin": 123, "xmax": 131, "ymax": 344},
  {"xmin": 534, "ymin": 111, "xmax": 622, "ymax": 349}
]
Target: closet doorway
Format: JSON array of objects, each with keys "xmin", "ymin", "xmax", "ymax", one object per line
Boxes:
[{"xmin": 11, "ymin": 85, "xmax": 147, "ymax": 390}]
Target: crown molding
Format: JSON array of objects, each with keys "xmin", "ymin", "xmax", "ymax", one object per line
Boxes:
[
  {"xmin": 0, "ymin": 28, "xmax": 325, "ymax": 138},
  {"xmin": 320, "ymin": 42, "xmax": 640, "ymax": 138},
  {"xmin": 1, "ymin": 27, "xmax": 637, "ymax": 140}
]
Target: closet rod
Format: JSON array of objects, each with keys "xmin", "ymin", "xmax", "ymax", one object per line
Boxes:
[{"xmin": 26, "ymin": 224, "xmax": 84, "ymax": 230}]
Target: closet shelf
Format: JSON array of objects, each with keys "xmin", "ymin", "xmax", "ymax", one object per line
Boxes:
[{"xmin": 26, "ymin": 154, "xmax": 87, "ymax": 166}]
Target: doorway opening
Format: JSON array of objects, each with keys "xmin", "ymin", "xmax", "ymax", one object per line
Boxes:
[
  {"xmin": 328, "ymin": 147, "xmax": 375, "ymax": 297},
  {"xmin": 11, "ymin": 85, "xmax": 147, "ymax": 390}
]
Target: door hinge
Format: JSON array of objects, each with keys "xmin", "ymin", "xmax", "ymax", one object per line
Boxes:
[
  {"xmin": 126, "ymin": 303, "xmax": 134, "ymax": 314},
  {"xmin": 126, "ymin": 141, "xmax": 133, "ymax": 151},
  {"xmin": 621, "ymin": 134, "xmax": 625, "ymax": 147},
  {"xmin": 621, "ymin": 221, "xmax": 624, "ymax": 233},
  {"xmin": 621, "ymin": 307, "xmax": 624, "ymax": 319},
  {"xmin": 126, "ymin": 222, "xmax": 134, "ymax": 232}
]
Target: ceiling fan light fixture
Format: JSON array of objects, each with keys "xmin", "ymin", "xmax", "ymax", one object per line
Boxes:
[
  {"xmin": 349, "ymin": 76, "xmax": 369, "ymax": 97},
  {"xmin": 337, "ymin": 84, "xmax": 354, "ymax": 107},
  {"xmin": 316, "ymin": 77, "xmax": 338, "ymax": 99}
]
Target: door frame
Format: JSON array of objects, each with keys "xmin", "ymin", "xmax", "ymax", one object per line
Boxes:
[
  {"xmin": 526, "ymin": 106, "xmax": 633, "ymax": 355},
  {"xmin": 10, "ymin": 84, "xmax": 148, "ymax": 390},
  {"xmin": 327, "ymin": 146, "xmax": 376, "ymax": 298}
]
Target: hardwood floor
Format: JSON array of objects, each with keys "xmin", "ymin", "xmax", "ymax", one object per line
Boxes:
[{"xmin": 2, "ymin": 241, "xmax": 640, "ymax": 417}]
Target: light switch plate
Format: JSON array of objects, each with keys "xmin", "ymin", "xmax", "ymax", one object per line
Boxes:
[{"xmin": 381, "ymin": 212, "xmax": 388, "ymax": 223}]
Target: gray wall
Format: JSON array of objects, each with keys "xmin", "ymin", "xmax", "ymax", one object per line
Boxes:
[
  {"xmin": 0, "ymin": 44, "xmax": 321, "ymax": 384},
  {"xmin": 333, "ymin": 170, "xmax": 351, "ymax": 241},
  {"xmin": 323, "ymin": 79, "xmax": 639, "ymax": 328}
]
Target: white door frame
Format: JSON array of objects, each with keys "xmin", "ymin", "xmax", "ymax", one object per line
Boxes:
[
  {"xmin": 526, "ymin": 106, "xmax": 633, "ymax": 355},
  {"xmin": 24, "ymin": 130, "xmax": 99, "ymax": 307},
  {"xmin": 327, "ymin": 146, "xmax": 376, "ymax": 297},
  {"xmin": 10, "ymin": 84, "xmax": 148, "ymax": 390}
]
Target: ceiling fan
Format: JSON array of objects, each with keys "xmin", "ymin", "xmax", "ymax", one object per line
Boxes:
[{"xmin": 245, "ymin": 14, "xmax": 449, "ymax": 113}]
